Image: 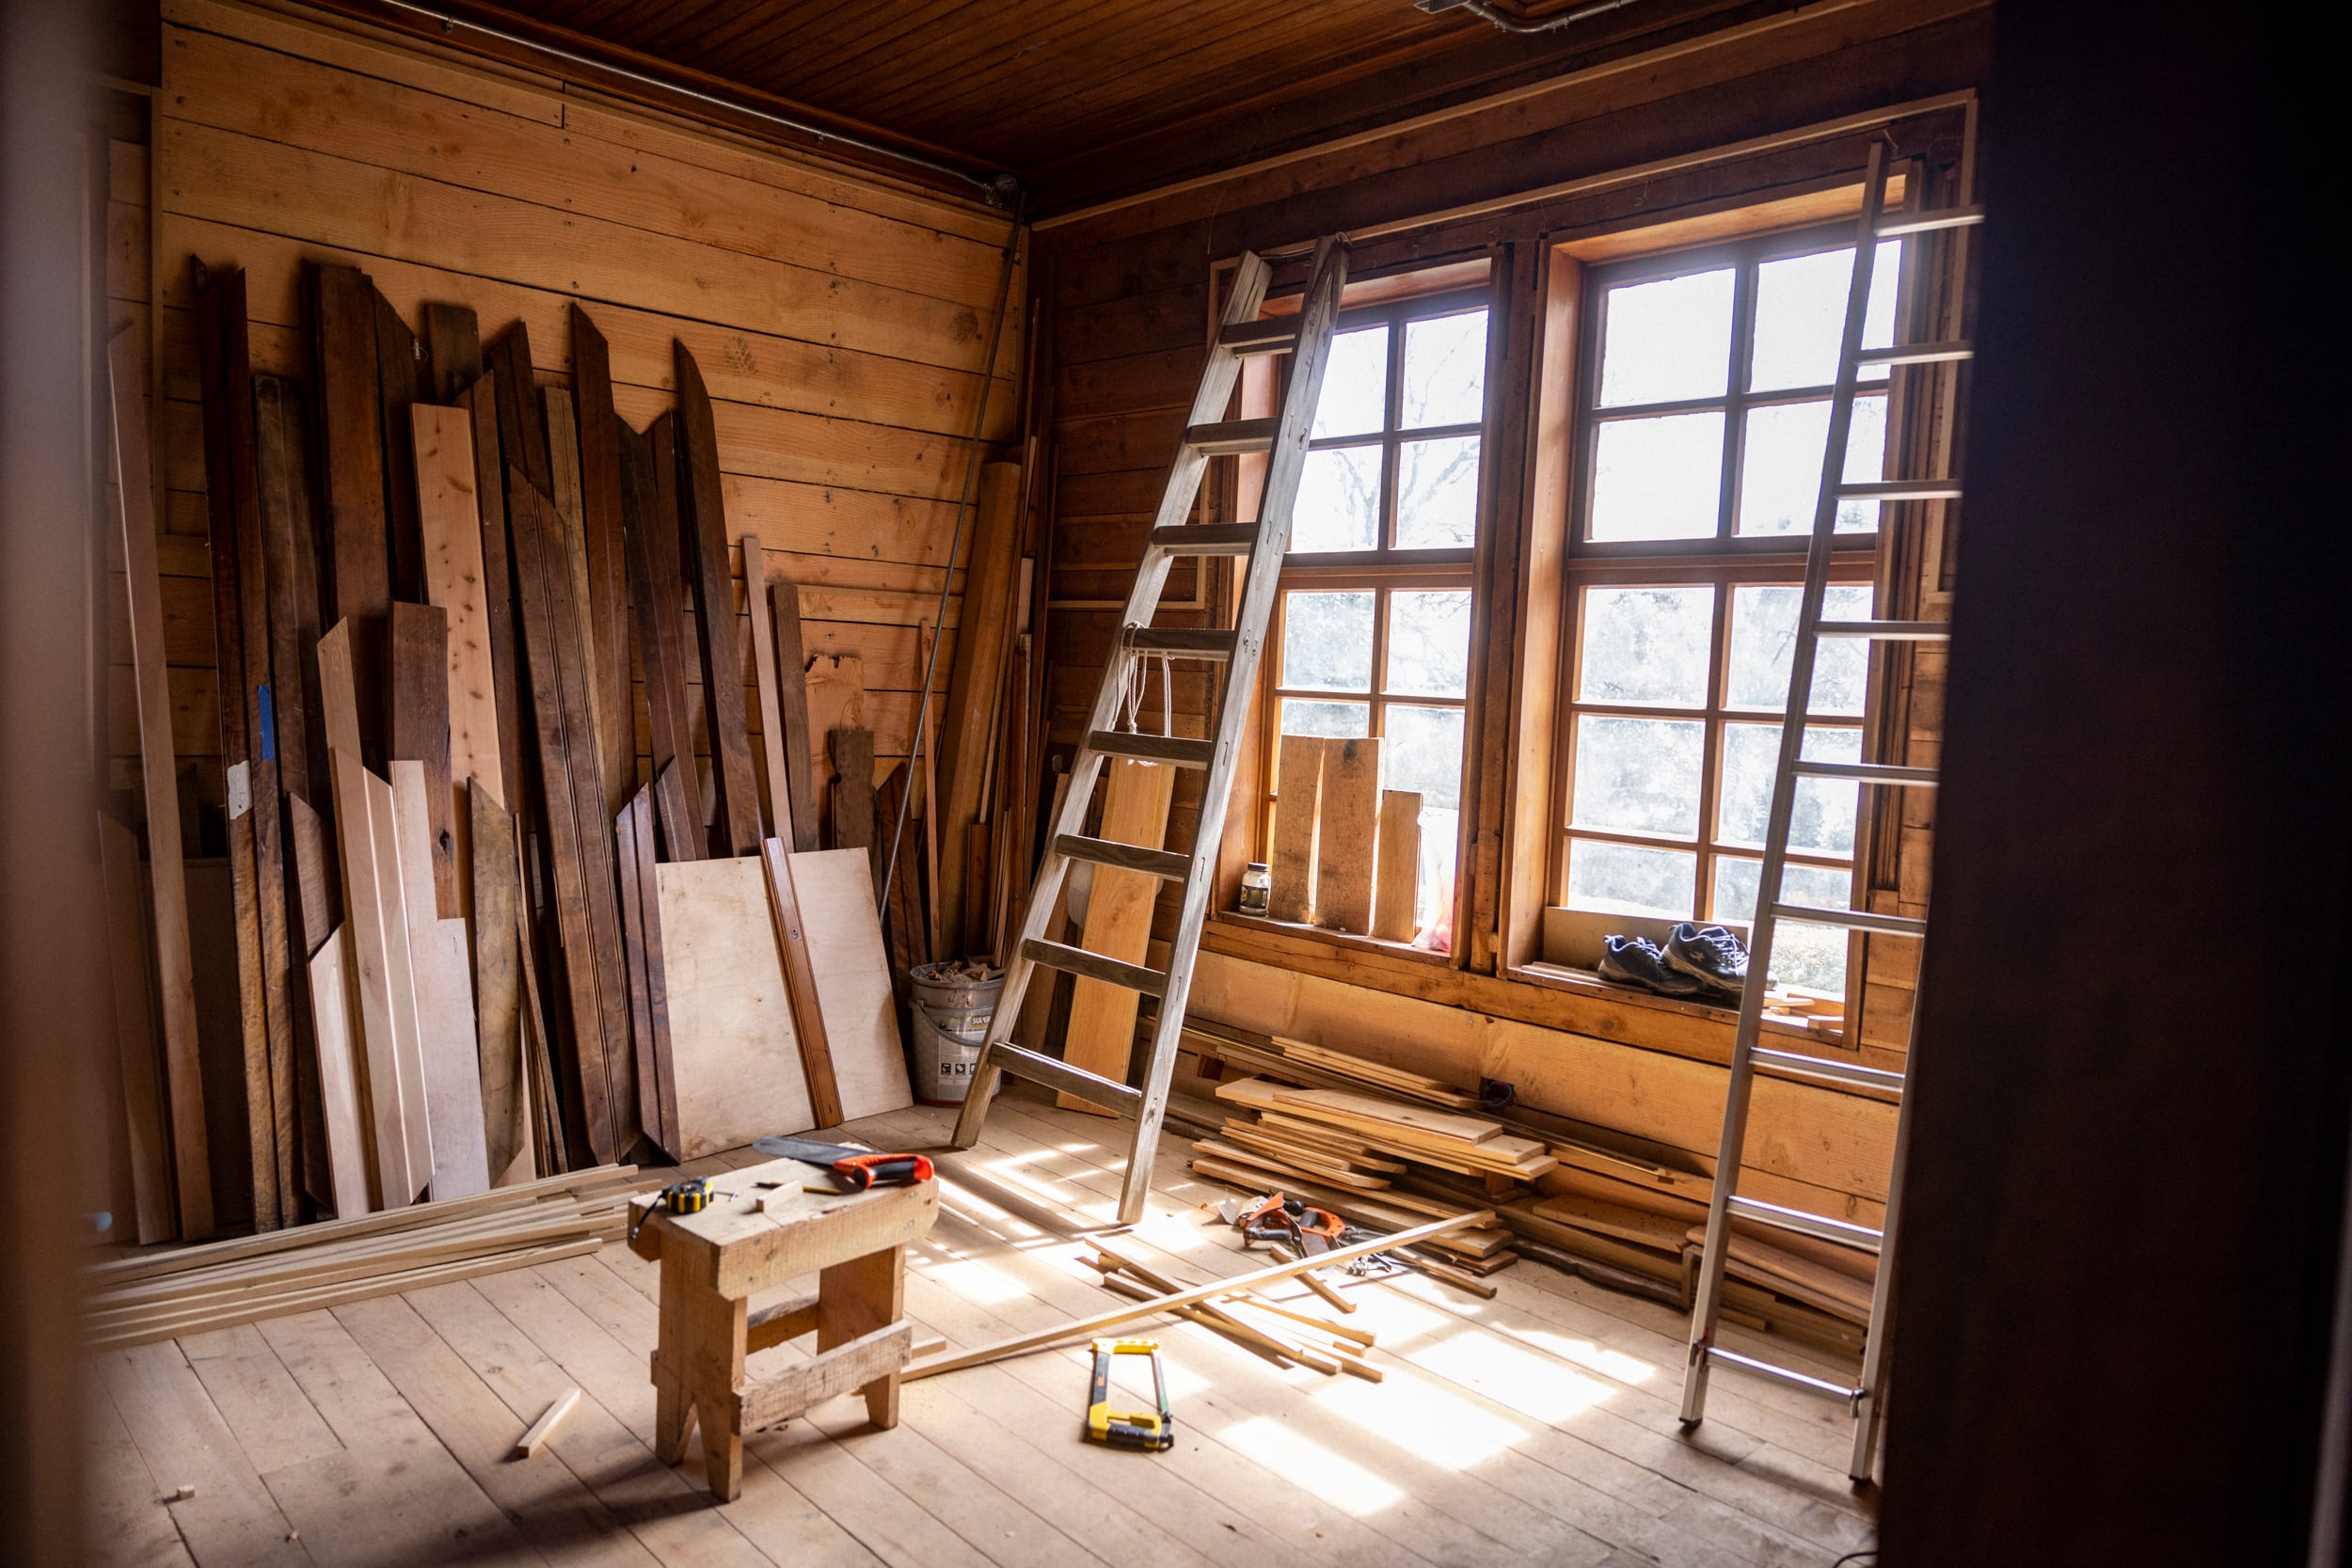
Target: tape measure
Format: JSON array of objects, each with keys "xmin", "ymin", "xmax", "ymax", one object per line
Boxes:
[{"xmin": 628, "ymin": 1178, "xmax": 715, "ymax": 1243}]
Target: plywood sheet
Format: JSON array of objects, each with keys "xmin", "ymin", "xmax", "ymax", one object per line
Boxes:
[
  {"xmin": 788, "ymin": 848, "xmax": 912, "ymax": 1122},
  {"xmin": 656, "ymin": 857, "xmax": 813, "ymax": 1158}
]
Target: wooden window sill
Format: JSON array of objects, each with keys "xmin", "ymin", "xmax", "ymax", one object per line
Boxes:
[
  {"xmin": 1209, "ymin": 909, "xmax": 1454, "ymax": 968},
  {"xmin": 1511, "ymin": 959, "xmax": 1845, "ymax": 1049}
]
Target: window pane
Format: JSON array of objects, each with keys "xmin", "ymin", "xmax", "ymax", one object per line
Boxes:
[
  {"xmin": 1384, "ymin": 704, "xmax": 1464, "ymax": 811},
  {"xmin": 1280, "ymin": 591, "xmax": 1374, "ymax": 690},
  {"xmin": 1396, "ymin": 435, "xmax": 1480, "ymax": 548},
  {"xmin": 1567, "ymin": 838, "xmax": 1695, "ymax": 919},
  {"xmin": 1387, "ymin": 590, "xmax": 1472, "ymax": 698},
  {"xmin": 1291, "ymin": 445, "xmax": 1380, "ymax": 552},
  {"xmin": 1716, "ymin": 722, "xmax": 1862, "ymax": 854},
  {"xmin": 1311, "ymin": 325, "xmax": 1389, "ymax": 438},
  {"xmin": 1712, "ymin": 858, "xmax": 1855, "ymax": 994},
  {"xmin": 1402, "ymin": 309, "xmax": 1486, "ymax": 428},
  {"xmin": 1590, "ymin": 412, "xmax": 1724, "ymax": 541},
  {"xmin": 1750, "ymin": 241, "xmax": 1901, "ymax": 392},
  {"xmin": 1276, "ymin": 700, "xmax": 1370, "ymax": 781},
  {"xmin": 1724, "ymin": 584, "xmax": 1875, "ymax": 714},
  {"xmin": 1598, "ymin": 269, "xmax": 1734, "ymax": 406},
  {"xmin": 1572, "ymin": 715, "xmax": 1704, "ymax": 836},
  {"xmin": 1734, "ymin": 395, "xmax": 1888, "ymax": 537},
  {"xmin": 1578, "ymin": 585, "xmax": 1714, "ymax": 706}
]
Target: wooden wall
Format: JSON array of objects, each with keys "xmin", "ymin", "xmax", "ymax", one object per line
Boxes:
[
  {"xmin": 108, "ymin": 0, "xmax": 1021, "ymax": 854},
  {"xmin": 1032, "ymin": 0, "xmax": 1994, "ymax": 1218}
]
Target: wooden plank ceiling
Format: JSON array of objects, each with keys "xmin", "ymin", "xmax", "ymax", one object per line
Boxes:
[{"xmin": 446, "ymin": 0, "xmax": 1784, "ymax": 210}]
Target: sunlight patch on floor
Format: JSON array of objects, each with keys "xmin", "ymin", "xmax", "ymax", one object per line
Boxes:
[
  {"xmin": 1221, "ymin": 1416, "xmax": 1405, "ymax": 1514},
  {"xmin": 1411, "ymin": 1328, "xmax": 1615, "ymax": 1424},
  {"xmin": 1311, "ymin": 1367, "xmax": 1529, "ymax": 1466},
  {"xmin": 919, "ymin": 1256, "xmax": 1035, "ymax": 1306},
  {"xmin": 1505, "ymin": 1327, "xmax": 1659, "ymax": 1386}
]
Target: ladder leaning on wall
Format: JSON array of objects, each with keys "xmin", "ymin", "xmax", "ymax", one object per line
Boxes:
[
  {"xmin": 947, "ymin": 236, "xmax": 1353, "ymax": 1225},
  {"xmin": 1677, "ymin": 135, "xmax": 1981, "ymax": 1483}
]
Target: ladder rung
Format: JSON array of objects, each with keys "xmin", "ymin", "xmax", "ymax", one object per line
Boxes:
[
  {"xmin": 1837, "ymin": 479, "xmax": 1963, "ymax": 501},
  {"xmin": 1703, "ymin": 1344, "xmax": 1865, "ymax": 1403},
  {"xmin": 1772, "ymin": 902, "xmax": 1926, "ymax": 938},
  {"xmin": 1859, "ymin": 340, "xmax": 1973, "ymax": 366},
  {"xmin": 1021, "ymin": 938, "xmax": 1168, "ymax": 997},
  {"xmin": 1124, "ymin": 626, "xmax": 1238, "ymax": 661},
  {"xmin": 1218, "ymin": 318, "xmax": 1299, "ymax": 356},
  {"xmin": 982, "ymin": 1041, "xmax": 1143, "ymax": 1110},
  {"xmin": 1725, "ymin": 1194, "xmax": 1884, "ymax": 1254},
  {"xmin": 1147, "ymin": 522, "xmax": 1259, "ymax": 557},
  {"xmin": 1790, "ymin": 759, "xmax": 1939, "ymax": 788},
  {"xmin": 1187, "ymin": 417, "xmax": 1279, "ymax": 455},
  {"xmin": 1816, "ymin": 619, "xmax": 1950, "ymax": 641},
  {"xmin": 1876, "ymin": 204, "xmax": 1984, "ymax": 237},
  {"xmin": 1752, "ymin": 1045, "xmax": 1908, "ymax": 1093},
  {"xmin": 1055, "ymin": 832, "xmax": 1191, "ymax": 882},
  {"xmin": 1088, "ymin": 729, "xmax": 1216, "ymax": 769}
]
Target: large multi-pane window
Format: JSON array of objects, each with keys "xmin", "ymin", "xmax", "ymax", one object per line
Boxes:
[
  {"xmin": 1262, "ymin": 291, "xmax": 1489, "ymax": 939},
  {"xmin": 1560, "ymin": 225, "xmax": 1905, "ymax": 993}
]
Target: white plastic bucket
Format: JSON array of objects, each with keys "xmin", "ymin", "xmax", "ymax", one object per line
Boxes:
[{"xmin": 909, "ymin": 962, "xmax": 1006, "ymax": 1106}]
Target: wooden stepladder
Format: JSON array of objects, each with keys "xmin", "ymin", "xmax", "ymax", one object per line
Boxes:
[
  {"xmin": 950, "ymin": 237, "xmax": 1352, "ymax": 1224},
  {"xmin": 1677, "ymin": 137, "xmax": 1982, "ymax": 1482}
]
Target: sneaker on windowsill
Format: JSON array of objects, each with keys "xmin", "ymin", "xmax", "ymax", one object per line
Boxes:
[
  {"xmin": 1597, "ymin": 936, "xmax": 1705, "ymax": 997},
  {"xmin": 1664, "ymin": 923, "xmax": 1750, "ymax": 994}
]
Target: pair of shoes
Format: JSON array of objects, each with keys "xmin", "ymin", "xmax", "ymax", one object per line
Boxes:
[
  {"xmin": 1663, "ymin": 923, "xmax": 1749, "ymax": 994},
  {"xmin": 1597, "ymin": 935, "xmax": 1705, "ymax": 997}
]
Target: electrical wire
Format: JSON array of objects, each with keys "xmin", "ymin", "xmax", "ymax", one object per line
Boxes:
[
  {"xmin": 876, "ymin": 185, "xmax": 1030, "ymax": 925},
  {"xmin": 1416, "ymin": 0, "xmax": 1646, "ymax": 35}
]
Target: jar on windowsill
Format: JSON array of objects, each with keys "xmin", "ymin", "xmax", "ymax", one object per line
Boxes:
[{"xmin": 1239, "ymin": 863, "xmax": 1270, "ymax": 916}]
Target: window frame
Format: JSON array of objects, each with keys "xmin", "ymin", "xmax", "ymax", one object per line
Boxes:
[{"xmin": 1549, "ymin": 217, "xmax": 1902, "ymax": 993}]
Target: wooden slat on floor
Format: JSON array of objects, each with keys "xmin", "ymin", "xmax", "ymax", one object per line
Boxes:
[{"xmin": 86, "ymin": 1091, "xmax": 1877, "ymax": 1567}]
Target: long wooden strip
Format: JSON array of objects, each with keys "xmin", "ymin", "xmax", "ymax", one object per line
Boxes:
[
  {"xmin": 306, "ymin": 925, "xmax": 372, "ymax": 1217},
  {"xmin": 99, "ymin": 815, "xmax": 176, "ymax": 1244},
  {"xmin": 570, "ymin": 305, "xmax": 631, "ymax": 816},
  {"xmin": 312, "ymin": 262, "xmax": 387, "ymax": 760},
  {"xmin": 375, "ymin": 289, "xmax": 426, "ymax": 602},
  {"xmin": 541, "ymin": 386, "xmax": 604, "ymax": 805},
  {"xmin": 252, "ymin": 374, "xmax": 322, "ymax": 812},
  {"xmin": 326, "ymin": 743, "xmax": 415, "ymax": 1210},
  {"xmin": 361, "ymin": 762, "xmax": 435, "ymax": 1202},
  {"xmin": 469, "ymin": 783, "xmax": 529, "ymax": 1188},
  {"xmin": 285, "ymin": 790, "xmax": 338, "ymax": 959},
  {"xmin": 617, "ymin": 415, "xmax": 699, "ymax": 858},
  {"xmin": 936, "ymin": 462, "xmax": 1023, "ymax": 948},
  {"xmin": 193, "ymin": 263, "xmax": 280, "ymax": 1231},
  {"xmin": 758, "ymin": 837, "xmax": 842, "ymax": 1127},
  {"xmin": 1058, "ymin": 758, "xmax": 1176, "ymax": 1116},
  {"xmin": 1313, "ymin": 736, "xmax": 1381, "ymax": 935},
  {"xmin": 391, "ymin": 761, "xmax": 488, "ymax": 1199},
  {"xmin": 414, "ymin": 404, "xmax": 502, "ymax": 819},
  {"xmin": 630, "ymin": 787, "xmax": 679, "ymax": 1155},
  {"xmin": 387, "ymin": 602, "xmax": 458, "ymax": 918},
  {"xmin": 1268, "ymin": 734, "xmax": 1327, "ymax": 924},
  {"xmin": 513, "ymin": 1388, "xmax": 583, "ymax": 1459},
  {"xmin": 1372, "ymin": 790, "xmax": 1422, "ymax": 942},
  {"xmin": 768, "ymin": 574, "xmax": 818, "ymax": 851},
  {"xmin": 740, "ymin": 536, "xmax": 795, "ymax": 845},
  {"xmin": 506, "ymin": 471, "xmax": 625, "ymax": 1162},
  {"xmin": 905, "ymin": 1212, "xmax": 1486, "ymax": 1380},
  {"xmin": 675, "ymin": 343, "xmax": 761, "ymax": 856},
  {"xmin": 108, "ymin": 326, "xmax": 214, "ymax": 1242},
  {"xmin": 460, "ymin": 379, "xmax": 526, "ymax": 832},
  {"xmin": 612, "ymin": 795, "xmax": 658, "ymax": 1156}
]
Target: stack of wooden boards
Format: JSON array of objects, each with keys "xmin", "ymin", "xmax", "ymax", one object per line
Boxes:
[
  {"xmin": 83, "ymin": 1166, "xmax": 639, "ymax": 1350},
  {"xmin": 1264, "ymin": 734, "xmax": 1427, "ymax": 942},
  {"xmin": 101, "ymin": 258, "xmax": 920, "ymax": 1247},
  {"xmin": 1085, "ymin": 1239, "xmax": 1381, "ymax": 1381},
  {"xmin": 1180, "ymin": 1018, "xmax": 1876, "ymax": 1354}
]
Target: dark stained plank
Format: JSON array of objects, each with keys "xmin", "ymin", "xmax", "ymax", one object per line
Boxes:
[
  {"xmin": 100, "ymin": 814, "xmax": 177, "ymax": 1244},
  {"xmin": 469, "ymin": 782, "xmax": 529, "ymax": 1187},
  {"xmin": 830, "ymin": 726, "xmax": 878, "ymax": 891},
  {"xmin": 570, "ymin": 305, "xmax": 633, "ymax": 817},
  {"xmin": 374, "ymin": 289, "xmax": 427, "ymax": 603},
  {"xmin": 387, "ymin": 601, "xmax": 458, "ymax": 918},
  {"xmin": 760, "ymin": 838, "xmax": 843, "ymax": 1129},
  {"xmin": 485, "ymin": 323, "xmax": 551, "ymax": 499},
  {"xmin": 768, "ymin": 574, "xmax": 819, "ymax": 852},
  {"xmin": 617, "ymin": 414, "xmax": 699, "ymax": 859},
  {"xmin": 193, "ymin": 261, "xmax": 281, "ymax": 1231},
  {"xmin": 673, "ymin": 342, "xmax": 761, "ymax": 857},
  {"xmin": 421, "ymin": 301, "xmax": 481, "ymax": 404},
  {"xmin": 506, "ymin": 469, "xmax": 630, "ymax": 1165},
  {"xmin": 252, "ymin": 374, "xmax": 322, "ymax": 823},
  {"xmin": 311, "ymin": 261, "xmax": 388, "ymax": 765},
  {"xmin": 614, "ymin": 787, "xmax": 679, "ymax": 1162}
]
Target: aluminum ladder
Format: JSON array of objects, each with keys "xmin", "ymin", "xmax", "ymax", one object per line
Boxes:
[
  {"xmin": 950, "ymin": 236, "xmax": 1351, "ymax": 1225},
  {"xmin": 1678, "ymin": 139, "xmax": 1980, "ymax": 1482}
]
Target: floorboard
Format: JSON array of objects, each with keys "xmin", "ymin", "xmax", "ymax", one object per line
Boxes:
[{"xmin": 85, "ymin": 1089, "xmax": 1880, "ymax": 1566}]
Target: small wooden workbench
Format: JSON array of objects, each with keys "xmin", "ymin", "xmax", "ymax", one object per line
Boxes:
[{"xmin": 628, "ymin": 1155, "xmax": 939, "ymax": 1499}]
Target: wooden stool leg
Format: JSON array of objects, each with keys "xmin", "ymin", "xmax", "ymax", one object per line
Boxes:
[
  {"xmin": 818, "ymin": 1244, "xmax": 905, "ymax": 1429},
  {"xmin": 683, "ymin": 1277, "xmax": 748, "ymax": 1499},
  {"xmin": 652, "ymin": 1248, "xmax": 694, "ymax": 1465}
]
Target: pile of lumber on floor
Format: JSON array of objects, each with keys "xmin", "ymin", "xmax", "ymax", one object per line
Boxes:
[
  {"xmin": 1084, "ymin": 1239, "xmax": 1381, "ymax": 1380},
  {"xmin": 1179, "ymin": 1016, "xmax": 1877, "ymax": 1353},
  {"xmin": 82, "ymin": 1167, "xmax": 640, "ymax": 1350},
  {"xmin": 101, "ymin": 258, "xmax": 939, "ymax": 1250}
]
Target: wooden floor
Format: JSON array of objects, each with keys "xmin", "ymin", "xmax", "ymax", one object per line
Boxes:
[{"xmin": 83, "ymin": 1089, "xmax": 1880, "ymax": 1568}]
